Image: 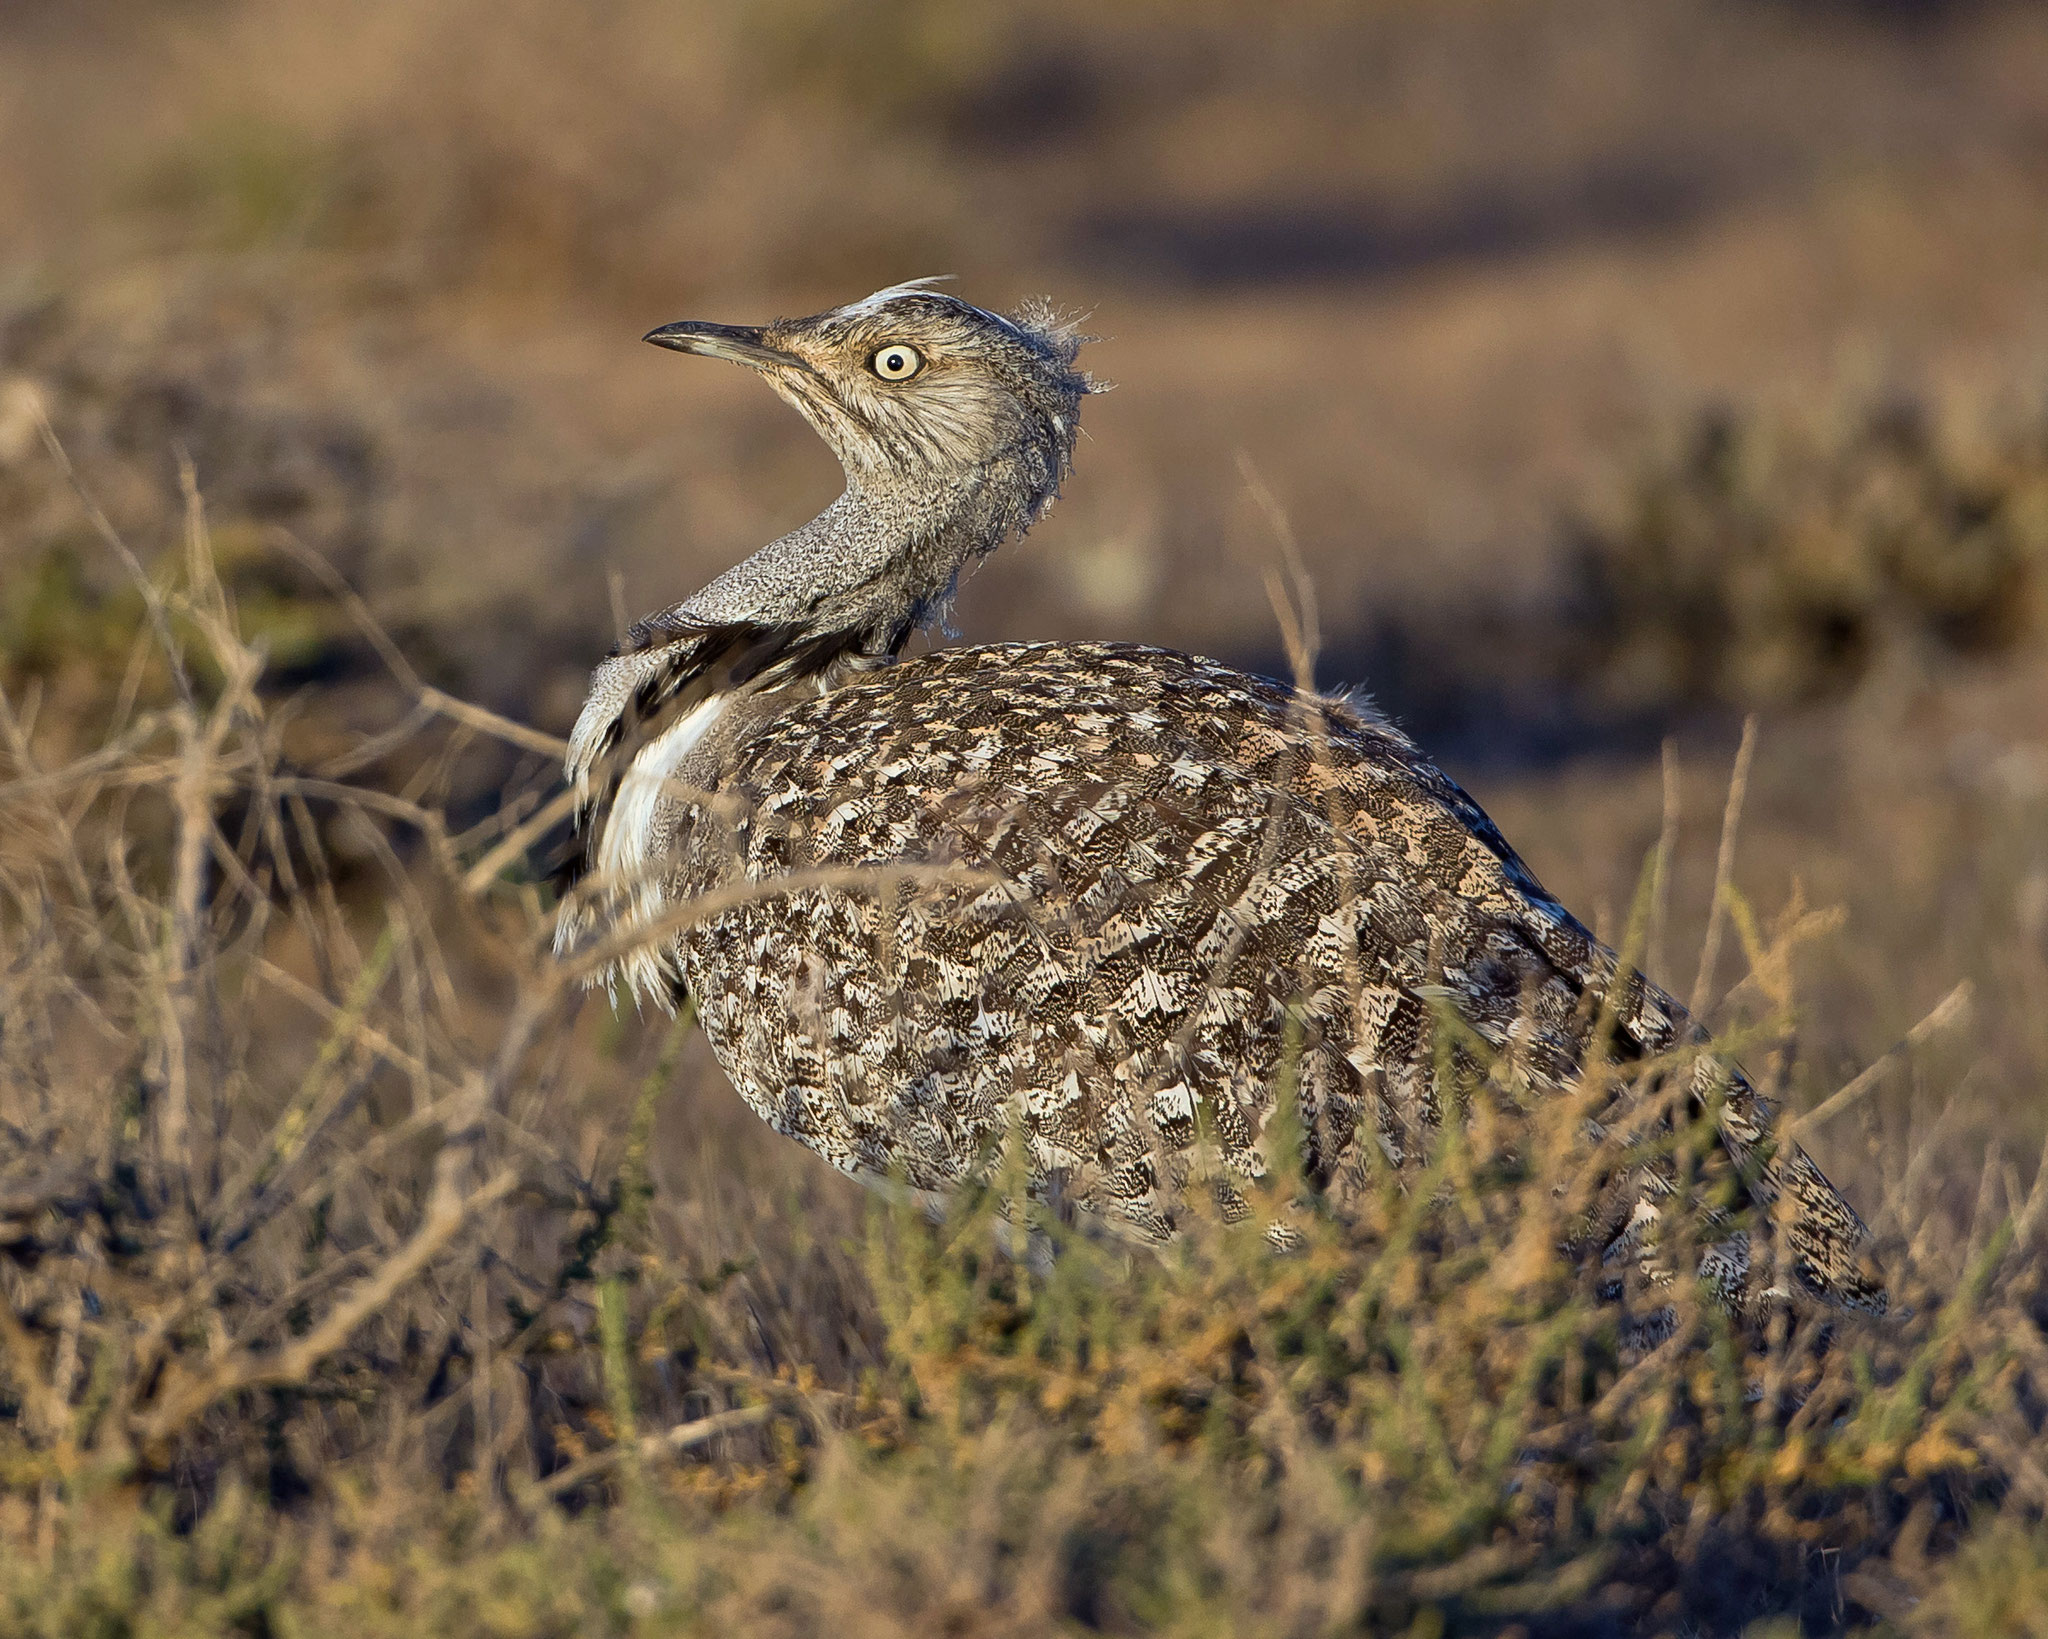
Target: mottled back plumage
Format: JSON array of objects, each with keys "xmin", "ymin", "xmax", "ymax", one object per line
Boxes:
[{"xmin": 557, "ymin": 283, "xmax": 1884, "ymax": 1315}]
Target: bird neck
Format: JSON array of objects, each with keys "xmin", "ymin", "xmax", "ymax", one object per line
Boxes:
[
  {"xmin": 837, "ymin": 461, "xmax": 1025, "ymax": 633},
  {"xmin": 679, "ymin": 452, "xmax": 1042, "ymax": 656}
]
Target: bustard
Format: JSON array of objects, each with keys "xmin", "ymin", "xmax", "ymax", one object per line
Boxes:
[{"xmin": 557, "ymin": 280, "xmax": 1883, "ymax": 1314}]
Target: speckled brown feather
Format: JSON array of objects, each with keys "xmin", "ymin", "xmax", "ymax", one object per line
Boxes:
[{"xmin": 648, "ymin": 641, "xmax": 1882, "ymax": 1312}]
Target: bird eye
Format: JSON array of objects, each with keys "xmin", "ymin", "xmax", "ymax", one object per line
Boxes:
[{"xmin": 870, "ymin": 344, "xmax": 923, "ymax": 381}]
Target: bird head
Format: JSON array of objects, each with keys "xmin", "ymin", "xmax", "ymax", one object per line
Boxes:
[
  {"xmin": 627, "ymin": 280, "xmax": 1100, "ymax": 659},
  {"xmin": 557, "ymin": 284, "xmax": 1097, "ymax": 988},
  {"xmin": 645, "ymin": 279, "xmax": 1095, "ymax": 510}
]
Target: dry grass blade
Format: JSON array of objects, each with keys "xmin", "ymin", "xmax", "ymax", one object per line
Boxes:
[
  {"xmin": 1237, "ymin": 447, "xmax": 1321, "ymax": 691},
  {"xmin": 267, "ymin": 529, "xmax": 568, "ymax": 760},
  {"xmin": 554, "ymin": 860, "xmax": 1006, "ymax": 990},
  {"xmin": 1689, "ymin": 715, "xmax": 1757, "ymax": 1019},
  {"xmin": 140, "ymin": 1167, "xmax": 523, "ymax": 1452},
  {"xmin": 30, "ymin": 400, "xmax": 195, "ymax": 710},
  {"xmin": 532, "ymin": 1403, "xmax": 776, "ymax": 1499},
  {"xmin": 1791, "ymin": 979, "xmax": 1975, "ymax": 1141}
]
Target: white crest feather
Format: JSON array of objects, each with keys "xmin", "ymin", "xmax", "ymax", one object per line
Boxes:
[{"xmin": 837, "ymin": 275, "xmax": 957, "ymax": 318}]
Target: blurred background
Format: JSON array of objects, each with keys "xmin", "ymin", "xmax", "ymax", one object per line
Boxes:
[{"xmin": 3, "ymin": 0, "xmax": 2046, "ymax": 1189}]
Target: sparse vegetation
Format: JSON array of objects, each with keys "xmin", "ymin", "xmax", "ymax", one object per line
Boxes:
[
  {"xmin": 1571, "ymin": 391, "xmax": 2048, "ymax": 711},
  {"xmin": 0, "ymin": 434, "xmax": 2044, "ymax": 1636}
]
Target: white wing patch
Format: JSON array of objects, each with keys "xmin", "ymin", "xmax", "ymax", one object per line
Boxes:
[
  {"xmin": 602, "ymin": 691, "xmax": 728, "ymax": 1002},
  {"xmin": 600, "ymin": 691, "xmax": 727, "ymax": 884},
  {"xmin": 559, "ymin": 686, "xmax": 729, "ymax": 1005}
]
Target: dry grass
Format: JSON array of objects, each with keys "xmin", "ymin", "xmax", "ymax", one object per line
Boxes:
[{"xmin": 0, "ymin": 428, "xmax": 2042, "ymax": 1636}]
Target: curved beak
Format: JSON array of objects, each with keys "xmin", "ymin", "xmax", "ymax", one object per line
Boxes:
[{"xmin": 643, "ymin": 320, "xmax": 806, "ymax": 373}]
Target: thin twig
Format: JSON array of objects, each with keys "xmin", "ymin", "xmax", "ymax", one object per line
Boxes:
[
  {"xmin": 251, "ymin": 959, "xmax": 433, "ymax": 1084},
  {"xmin": 32, "ymin": 401, "xmax": 195, "ymax": 709},
  {"xmin": 140, "ymin": 1166, "xmax": 521, "ymax": 1449},
  {"xmin": 211, "ymin": 926, "xmax": 401, "ymax": 1250},
  {"xmin": 556, "ymin": 861, "xmax": 1003, "ymax": 990},
  {"xmin": 463, "ymin": 780, "xmax": 583, "ymax": 897},
  {"xmin": 267, "ymin": 530, "xmax": 568, "ymax": 759},
  {"xmin": 1790, "ymin": 980, "xmax": 1974, "ymax": 1141},
  {"xmin": 534, "ymin": 1403, "xmax": 776, "ymax": 1499}
]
